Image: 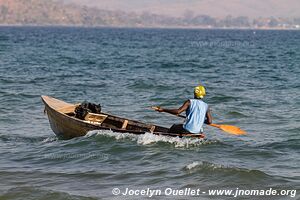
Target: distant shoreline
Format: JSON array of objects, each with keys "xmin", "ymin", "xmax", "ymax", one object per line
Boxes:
[
  {"xmin": 0, "ymin": 24, "xmax": 300, "ymax": 31},
  {"xmin": 1, "ymin": 0, "xmax": 299, "ymax": 33}
]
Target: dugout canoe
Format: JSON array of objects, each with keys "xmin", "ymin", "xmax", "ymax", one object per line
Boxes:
[{"xmin": 41, "ymin": 96, "xmax": 203, "ymax": 139}]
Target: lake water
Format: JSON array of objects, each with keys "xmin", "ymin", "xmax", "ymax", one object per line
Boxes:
[{"xmin": 0, "ymin": 27, "xmax": 299, "ymax": 199}]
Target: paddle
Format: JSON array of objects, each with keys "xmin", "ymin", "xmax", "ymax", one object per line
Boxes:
[{"xmin": 151, "ymin": 106, "xmax": 246, "ymax": 135}]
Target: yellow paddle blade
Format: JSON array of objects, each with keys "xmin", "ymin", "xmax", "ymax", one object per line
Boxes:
[{"xmin": 210, "ymin": 124, "xmax": 246, "ymax": 135}]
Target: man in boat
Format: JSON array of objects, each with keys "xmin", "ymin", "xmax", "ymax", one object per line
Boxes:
[{"xmin": 154, "ymin": 85, "xmax": 212, "ymax": 136}]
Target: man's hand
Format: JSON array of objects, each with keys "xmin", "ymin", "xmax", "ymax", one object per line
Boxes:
[{"xmin": 152, "ymin": 106, "xmax": 164, "ymax": 112}]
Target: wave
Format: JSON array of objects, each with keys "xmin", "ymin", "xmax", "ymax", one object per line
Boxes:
[
  {"xmin": 184, "ymin": 161, "xmax": 269, "ymax": 178},
  {"xmin": 259, "ymin": 138, "xmax": 300, "ymax": 151},
  {"xmin": 41, "ymin": 136, "xmax": 59, "ymax": 144},
  {"xmin": 128, "ymin": 80, "xmax": 172, "ymax": 91},
  {"xmin": 226, "ymin": 111, "xmax": 249, "ymax": 118},
  {"xmin": 0, "ymin": 90, "xmax": 40, "ymax": 99},
  {"xmin": 210, "ymin": 95, "xmax": 240, "ymax": 103},
  {"xmin": 86, "ymin": 130, "xmax": 217, "ymax": 148},
  {"xmin": 158, "ymin": 62, "xmax": 181, "ymax": 69},
  {"xmin": 0, "ymin": 187, "xmax": 97, "ymax": 200},
  {"xmin": 0, "ymin": 134, "xmax": 47, "ymax": 144}
]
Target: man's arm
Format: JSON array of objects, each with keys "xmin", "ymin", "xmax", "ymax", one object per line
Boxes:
[
  {"xmin": 155, "ymin": 100, "xmax": 190, "ymax": 116},
  {"xmin": 205, "ymin": 107, "xmax": 212, "ymax": 124}
]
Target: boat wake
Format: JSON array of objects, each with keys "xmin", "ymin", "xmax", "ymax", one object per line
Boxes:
[{"xmin": 86, "ymin": 130, "xmax": 217, "ymax": 148}]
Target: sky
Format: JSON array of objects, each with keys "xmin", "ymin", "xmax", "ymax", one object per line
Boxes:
[{"xmin": 63, "ymin": 0, "xmax": 300, "ymax": 18}]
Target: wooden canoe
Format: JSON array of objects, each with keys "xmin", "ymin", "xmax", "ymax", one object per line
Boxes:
[{"xmin": 41, "ymin": 96, "xmax": 203, "ymax": 139}]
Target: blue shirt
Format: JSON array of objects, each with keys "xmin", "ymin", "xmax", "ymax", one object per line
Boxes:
[{"xmin": 183, "ymin": 99, "xmax": 208, "ymax": 134}]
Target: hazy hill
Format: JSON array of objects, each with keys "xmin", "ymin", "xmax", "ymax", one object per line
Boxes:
[
  {"xmin": 0, "ymin": 0, "xmax": 114, "ymax": 25},
  {"xmin": 64, "ymin": 0, "xmax": 300, "ymax": 19},
  {"xmin": 0, "ymin": 0, "xmax": 299, "ymax": 28},
  {"xmin": 0, "ymin": 0, "xmax": 183, "ymax": 26}
]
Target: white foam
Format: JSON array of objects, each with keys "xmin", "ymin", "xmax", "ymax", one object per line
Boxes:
[
  {"xmin": 87, "ymin": 130, "xmax": 210, "ymax": 148},
  {"xmin": 185, "ymin": 161, "xmax": 242, "ymax": 172},
  {"xmin": 185, "ymin": 161, "xmax": 203, "ymax": 170},
  {"xmin": 137, "ymin": 132, "xmax": 205, "ymax": 148},
  {"xmin": 41, "ymin": 136, "xmax": 58, "ymax": 144},
  {"xmin": 86, "ymin": 130, "xmax": 138, "ymax": 140}
]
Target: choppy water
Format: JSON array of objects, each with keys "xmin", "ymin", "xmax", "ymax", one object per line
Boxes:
[{"xmin": 0, "ymin": 27, "xmax": 299, "ymax": 200}]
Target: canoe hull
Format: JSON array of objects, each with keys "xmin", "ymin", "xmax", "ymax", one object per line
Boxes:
[
  {"xmin": 45, "ymin": 101, "xmax": 97, "ymax": 139},
  {"xmin": 42, "ymin": 96, "xmax": 203, "ymax": 139}
]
